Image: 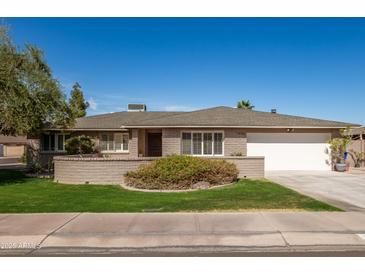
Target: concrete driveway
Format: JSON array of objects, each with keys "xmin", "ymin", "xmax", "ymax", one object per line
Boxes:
[{"xmin": 266, "ymin": 171, "xmax": 365, "ymax": 211}]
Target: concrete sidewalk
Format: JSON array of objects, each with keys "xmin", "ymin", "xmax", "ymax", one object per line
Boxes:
[{"xmin": 1, "ymin": 212, "xmax": 365, "ymax": 255}]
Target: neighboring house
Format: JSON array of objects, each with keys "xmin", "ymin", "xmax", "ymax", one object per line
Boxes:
[
  {"xmin": 27, "ymin": 104, "xmax": 361, "ymax": 171},
  {"xmin": 0, "ymin": 135, "xmax": 27, "ymax": 157},
  {"xmin": 347, "ymin": 127, "xmax": 365, "ymax": 167}
]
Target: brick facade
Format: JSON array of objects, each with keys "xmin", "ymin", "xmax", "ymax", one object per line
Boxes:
[
  {"xmin": 129, "ymin": 129, "xmax": 139, "ymax": 157},
  {"xmin": 162, "ymin": 128, "xmax": 181, "ymax": 156},
  {"xmin": 161, "ymin": 128, "xmax": 247, "ymax": 157},
  {"xmin": 30, "ymin": 128, "xmax": 250, "ymax": 168},
  {"xmin": 224, "ymin": 128, "xmax": 247, "ymax": 156}
]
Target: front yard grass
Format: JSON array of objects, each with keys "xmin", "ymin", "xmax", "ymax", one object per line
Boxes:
[{"xmin": 0, "ymin": 170, "xmax": 340, "ymax": 212}]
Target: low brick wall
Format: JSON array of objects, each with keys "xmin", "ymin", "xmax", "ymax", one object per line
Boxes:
[
  {"xmin": 217, "ymin": 157, "xmax": 265, "ymax": 178},
  {"xmin": 54, "ymin": 155, "xmax": 265, "ymax": 184}
]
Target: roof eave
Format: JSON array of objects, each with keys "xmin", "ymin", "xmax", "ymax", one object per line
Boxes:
[{"xmin": 121, "ymin": 125, "xmax": 359, "ymax": 129}]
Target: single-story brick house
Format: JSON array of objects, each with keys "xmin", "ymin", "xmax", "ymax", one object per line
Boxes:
[{"xmin": 27, "ymin": 104, "xmax": 361, "ymax": 176}]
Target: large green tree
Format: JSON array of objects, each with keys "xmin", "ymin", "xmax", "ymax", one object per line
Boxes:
[
  {"xmin": 237, "ymin": 99, "xmax": 255, "ymax": 110},
  {"xmin": 69, "ymin": 82, "xmax": 89, "ymax": 118},
  {"xmin": 0, "ymin": 26, "xmax": 73, "ymax": 136}
]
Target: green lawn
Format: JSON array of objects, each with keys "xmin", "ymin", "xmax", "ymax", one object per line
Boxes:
[{"xmin": 0, "ymin": 170, "xmax": 340, "ymax": 212}]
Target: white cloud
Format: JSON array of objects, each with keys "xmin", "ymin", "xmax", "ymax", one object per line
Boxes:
[
  {"xmin": 164, "ymin": 105, "xmax": 197, "ymax": 111},
  {"xmin": 88, "ymin": 97, "xmax": 97, "ymax": 111}
]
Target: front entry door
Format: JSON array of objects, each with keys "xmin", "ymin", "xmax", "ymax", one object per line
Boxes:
[{"xmin": 148, "ymin": 133, "xmax": 162, "ymax": 157}]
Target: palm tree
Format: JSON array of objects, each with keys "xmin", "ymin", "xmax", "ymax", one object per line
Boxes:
[{"xmin": 237, "ymin": 100, "xmax": 254, "ymax": 110}]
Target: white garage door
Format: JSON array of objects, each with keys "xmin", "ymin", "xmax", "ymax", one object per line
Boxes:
[{"xmin": 247, "ymin": 133, "xmax": 331, "ymax": 170}]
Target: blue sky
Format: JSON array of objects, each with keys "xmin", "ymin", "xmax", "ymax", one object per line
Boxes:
[{"xmin": 3, "ymin": 18, "xmax": 365, "ymax": 125}]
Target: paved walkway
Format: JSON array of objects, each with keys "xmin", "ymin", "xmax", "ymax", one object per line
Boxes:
[
  {"xmin": 266, "ymin": 171, "xmax": 365, "ymax": 211},
  {"xmin": 1, "ymin": 212, "xmax": 365, "ymax": 255}
]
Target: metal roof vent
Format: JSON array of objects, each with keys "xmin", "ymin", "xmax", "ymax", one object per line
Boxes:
[
  {"xmin": 128, "ymin": 104, "xmax": 147, "ymax": 112},
  {"xmin": 271, "ymin": 108, "xmax": 277, "ymax": 114}
]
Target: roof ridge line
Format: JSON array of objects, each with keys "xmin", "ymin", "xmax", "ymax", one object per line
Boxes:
[
  {"xmin": 121, "ymin": 106, "xmax": 233, "ymax": 125},
  {"xmin": 83, "ymin": 110, "xmax": 187, "ymax": 119}
]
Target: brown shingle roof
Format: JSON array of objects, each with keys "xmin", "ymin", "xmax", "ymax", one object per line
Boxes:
[
  {"xmin": 74, "ymin": 106, "xmax": 360, "ymax": 129},
  {"xmin": 75, "ymin": 111, "xmax": 180, "ymax": 129}
]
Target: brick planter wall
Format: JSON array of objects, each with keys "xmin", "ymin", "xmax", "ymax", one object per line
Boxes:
[{"xmin": 54, "ymin": 155, "xmax": 265, "ymax": 185}]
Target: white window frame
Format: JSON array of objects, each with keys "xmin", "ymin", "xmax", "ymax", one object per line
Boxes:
[
  {"xmin": 100, "ymin": 132, "xmax": 129, "ymax": 153},
  {"xmin": 180, "ymin": 130, "xmax": 224, "ymax": 156},
  {"xmin": 41, "ymin": 133, "xmax": 69, "ymax": 152}
]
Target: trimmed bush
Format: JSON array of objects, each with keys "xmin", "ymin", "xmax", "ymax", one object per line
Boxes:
[
  {"xmin": 124, "ymin": 155, "xmax": 239, "ymax": 190},
  {"xmin": 65, "ymin": 135, "xmax": 95, "ymax": 155}
]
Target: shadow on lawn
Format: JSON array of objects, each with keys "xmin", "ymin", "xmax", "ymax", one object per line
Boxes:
[{"xmin": 0, "ymin": 170, "xmax": 29, "ymax": 186}]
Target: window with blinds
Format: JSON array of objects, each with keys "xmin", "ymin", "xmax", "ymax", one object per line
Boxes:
[
  {"xmin": 41, "ymin": 134, "xmax": 70, "ymax": 152},
  {"xmin": 181, "ymin": 131, "xmax": 224, "ymax": 156},
  {"xmin": 100, "ymin": 133, "xmax": 129, "ymax": 152}
]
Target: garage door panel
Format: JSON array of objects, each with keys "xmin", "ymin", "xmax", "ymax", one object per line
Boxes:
[
  {"xmin": 247, "ymin": 133, "xmax": 331, "ymax": 170},
  {"xmin": 247, "ymin": 133, "xmax": 331, "ymax": 143}
]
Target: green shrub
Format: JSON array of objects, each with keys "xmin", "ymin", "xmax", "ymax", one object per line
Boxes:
[
  {"xmin": 125, "ymin": 155, "xmax": 238, "ymax": 190},
  {"xmin": 29, "ymin": 161, "xmax": 42, "ymax": 174},
  {"xmin": 65, "ymin": 135, "xmax": 95, "ymax": 155}
]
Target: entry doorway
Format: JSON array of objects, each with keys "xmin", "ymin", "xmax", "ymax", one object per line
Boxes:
[{"xmin": 147, "ymin": 133, "xmax": 162, "ymax": 157}]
